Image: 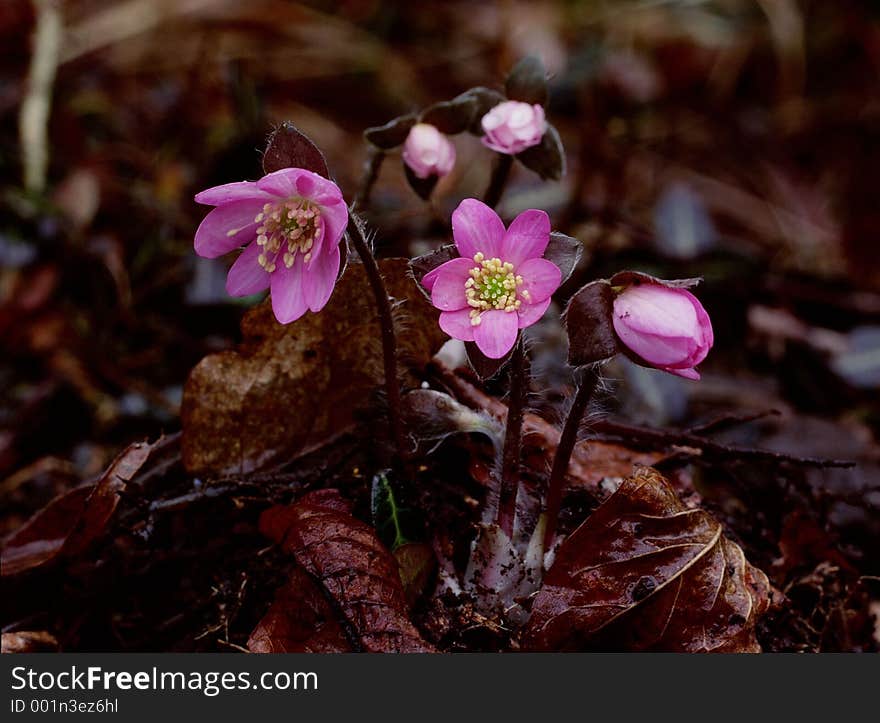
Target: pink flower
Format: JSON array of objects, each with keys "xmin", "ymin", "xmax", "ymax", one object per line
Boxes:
[
  {"xmin": 481, "ymin": 101, "xmax": 547, "ymax": 155},
  {"xmin": 402, "ymin": 123, "xmax": 456, "ymax": 179},
  {"xmin": 612, "ymin": 283, "xmax": 714, "ymax": 380},
  {"xmin": 193, "ymin": 168, "xmax": 348, "ymax": 324},
  {"xmin": 423, "ymin": 199, "xmax": 562, "ymax": 359}
]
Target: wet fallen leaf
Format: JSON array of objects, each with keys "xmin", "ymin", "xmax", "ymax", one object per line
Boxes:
[
  {"xmin": 254, "ymin": 490, "xmax": 436, "ymax": 653},
  {"xmin": 248, "ymin": 568, "xmax": 351, "ymax": 653},
  {"xmin": 1, "ymin": 441, "xmax": 155, "ymax": 576},
  {"xmin": 181, "ymin": 259, "xmax": 446, "ymax": 476},
  {"xmin": 522, "ymin": 469, "xmax": 771, "ymax": 652}
]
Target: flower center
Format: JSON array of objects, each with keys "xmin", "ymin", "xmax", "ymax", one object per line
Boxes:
[
  {"xmin": 465, "ymin": 253, "xmax": 525, "ymax": 326},
  {"xmin": 252, "ymin": 198, "xmax": 322, "ymax": 273}
]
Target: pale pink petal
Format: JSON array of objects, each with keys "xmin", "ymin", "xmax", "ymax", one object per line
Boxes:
[
  {"xmin": 421, "ymin": 256, "xmax": 467, "ymax": 292},
  {"xmin": 195, "ymin": 181, "xmax": 272, "ymax": 206},
  {"xmin": 255, "ymin": 168, "xmax": 304, "ymax": 198},
  {"xmin": 614, "ymin": 319, "xmax": 694, "ymax": 366},
  {"xmin": 517, "ymin": 257, "xmax": 561, "ymax": 304},
  {"xmin": 422, "ymin": 266, "xmax": 441, "ymax": 292},
  {"xmin": 612, "ymin": 284, "xmax": 698, "ymax": 338},
  {"xmin": 270, "ymin": 254, "xmax": 308, "ymax": 324},
  {"xmin": 473, "ymin": 310, "xmax": 519, "ymax": 359},
  {"xmin": 451, "ymin": 199, "xmax": 505, "ymax": 259},
  {"xmin": 439, "ymin": 309, "xmax": 476, "ymax": 342},
  {"xmin": 500, "ymin": 209, "xmax": 550, "ymax": 266},
  {"xmin": 225, "ymin": 242, "xmax": 269, "ymax": 297},
  {"xmin": 317, "ymin": 198, "xmax": 348, "ymax": 253},
  {"xmin": 516, "ymin": 298, "xmax": 551, "ymax": 329},
  {"xmin": 663, "ymin": 366, "xmax": 700, "ymax": 380},
  {"xmin": 294, "ymin": 170, "xmax": 346, "ymax": 207},
  {"xmin": 193, "ymin": 199, "xmax": 266, "ymax": 258},
  {"xmin": 303, "ymin": 245, "xmax": 341, "ymax": 312},
  {"xmin": 430, "ymin": 257, "xmax": 474, "ymax": 311}
]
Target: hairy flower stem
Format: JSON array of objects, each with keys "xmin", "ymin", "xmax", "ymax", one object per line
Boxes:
[
  {"xmin": 354, "ymin": 147, "xmax": 385, "ymax": 210},
  {"xmin": 346, "ymin": 214, "xmax": 408, "ymax": 465},
  {"xmin": 542, "ymin": 366, "xmax": 600, "ymax": 555},
  {"xmin": 496, "ymin": 337, "xmax": 529, "ymax": 538},
  {"xmin": 483, "ymin": 153, "xmax": 513, "ymax": 209}
]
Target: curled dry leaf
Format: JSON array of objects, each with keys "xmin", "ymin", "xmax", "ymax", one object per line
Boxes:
[
  {"xmin": 252, "ymin": 490, "xmax": 436, "ymax": 653},
  {"xmin": 1, "ymin": 441, "xmax": 155, "ymax": 576},
  {"xmin": 522, "ymin": 469, "xmax": 771, "ymax": 652},
  {"xmin": 181, "ymin": 259, "xmax": 447, "ymax": 477}
]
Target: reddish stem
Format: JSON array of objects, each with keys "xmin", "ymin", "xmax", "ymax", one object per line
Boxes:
[
  {"xmin": 496, "ymin": 337, "xmax": 528, "ymax": 538},
  {"xmin": 542, "ymin": 367, "xmax": 599, "ymax": 553},
  {"xmin": 346, "ymin": 215, "xmax": 407, "ymax": 465}
]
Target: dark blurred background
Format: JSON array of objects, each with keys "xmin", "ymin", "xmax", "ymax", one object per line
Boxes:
[{"xmin": 1, "ymin": 0, "xmax": 878, "ymax": 579}]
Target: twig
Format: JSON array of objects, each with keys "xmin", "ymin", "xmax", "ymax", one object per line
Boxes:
[
  {"xmin": 496, "ymin": 337, "xmax": 528, "ymax": 538},
  {"xmin": 430, "ymin": 362, "xmax": 854, "ymax": 470},
  {"xmin": 20, "ymin": 0, "xmax": 62, "ymax": 193},
  {"xmin": 687, "ymin": 409, "xmax": 781, "ymax": 435}
]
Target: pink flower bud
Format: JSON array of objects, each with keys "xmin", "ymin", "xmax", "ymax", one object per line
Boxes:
[
  {"xmin": 612, "ymin": 283, "xmax": 713, "ymax": 380},
  {"xmin": 480, "ymin": 101, "xmax": 546, "ymax": 155},
  {"xmin": 402, "ymin": 123, "xmax": 456, "ymax": 179}
]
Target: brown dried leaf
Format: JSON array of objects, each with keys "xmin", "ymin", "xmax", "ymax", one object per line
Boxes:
[
  {"xmin": 247, "ymin": 568, "xmax": 351, "ymax": 653},
  {"xmin": 1, "ymin": 441, "xmax": 154, "ymax": 576},
  {"xmin": 522, "ymin": 469, "xmax": 771, "ymax": 652},
  {"xmin": 181, "ymin": 259, "xmax": 446, "ymax": 477},
  {"xmin": 1, "ymin": 631, "xmax": 60, "ymax": 653},
  {"xmin": 254, "ymin": 490, "xmax": 436, "ymax": 653}
]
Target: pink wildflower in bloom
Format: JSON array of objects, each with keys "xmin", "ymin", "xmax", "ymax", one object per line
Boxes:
[
  {"xmin": 402, "ymin": 123, "xmax": 456, "ymax": 179},
  {"xmin": 193, "ymin": 168, "xmax": 348, "ymax": 324},
  {"xmin": 481, "ymin": 101, "xmax": 547, "ymax": 155},
  {"xmin": 423, "ymin": 199, "xmax": 562, "ymax": 359},
  {"xmin": 612, "ymin": 283, "xmax": 714, "ymax": 380}
]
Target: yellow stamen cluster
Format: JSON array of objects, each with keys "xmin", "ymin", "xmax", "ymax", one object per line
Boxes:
[
  {"xmin": 252, "ymin": 198, "xmax": 322, "ymax": 273},
  {"xmin": 465, "ymin": 252, "xmax": 524, "ymax": 326}
]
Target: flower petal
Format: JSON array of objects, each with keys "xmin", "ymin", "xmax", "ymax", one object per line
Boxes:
[
  {"xmin": 662, "ymin": 366, "xmax": 700, "ymax": 380},
  {"xmin": 517, "ymin": 257, "xmax": 561, "ymax": 304},
  {"xmin": 613, "ymin": 284, "xmax": 698, "ymax": 338},
  {"xmin": 421, "ymin": 256, "xmax": 465, "ymax": 292},
  {"xmin": 225, "ymin": 242, "xmax": 270, "ymax": 297},
  {"xmin": 439, "ymin": 309, "xmax": 476, "ymax": 342},
  {"xmin": 270, "ymin": 254, "xmax": 308, "ymax": 324},
  {"xmin": 195, "ymin": 181, "xmax": 271, "ymax": 206},
  {"xmin": 451, "ymin": 198, "xmax": 504, "ymax": 259},
  {"xmin": 613, "ymin": 320, "xmax": 694, "ymax": 367},
  {"xmin": 255, "ymin": 168, "xmax": 304, "ymax": 198},
  {"xmin": 430, "ymin": 257, "xmax": 474, "ymax": 311},
  {"xmin": 473, "ymin": 310, "xmax": 519, "ymax": 359},
  {"xmin": 500, "ymin": 209, "xmax": 550, "ymax": 266},
  {"xmin": 194, "ymin": 199, "xmax": 265, "ymax": 258},
  {"xmin": 303, "ymin": 245, "xmax": 341, "ymax": 312},
  {"xmin": 317, "ymin": 197, "xmax": 348, "ymax": 253},
  {"xmin": 516, "ymin": 298, "xmax": 551, "ymax": 329}
]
